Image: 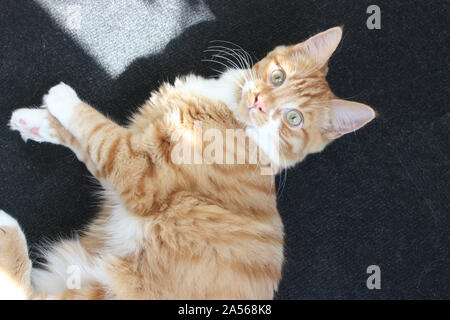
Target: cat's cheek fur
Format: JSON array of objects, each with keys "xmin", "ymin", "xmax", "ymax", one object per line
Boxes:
[{"xmin": 44, "ymin": 82, "xmax": 82, "ymax": 128}]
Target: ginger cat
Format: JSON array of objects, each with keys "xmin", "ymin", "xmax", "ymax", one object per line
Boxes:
[{"xmin": 1, "ymin": 26, "xmax": 375, "ymax": 299}]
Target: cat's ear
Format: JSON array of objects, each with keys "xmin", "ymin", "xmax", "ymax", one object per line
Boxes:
[
  {"xmin": 295, "ymin": 26, "xmax": 343, "ymax": 68},
  {"xmin": 323, "ymin": 99, "xmax": 376, "ymax": 139}
]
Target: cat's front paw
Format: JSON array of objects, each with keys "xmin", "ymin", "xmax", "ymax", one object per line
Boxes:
[
  {"xmin": 43, "ymin": 82, "xmax": 82, "ymax": 128},
  {"xmin": 9, "ymin": 108, "xmax": 60, "ymax": 144}
]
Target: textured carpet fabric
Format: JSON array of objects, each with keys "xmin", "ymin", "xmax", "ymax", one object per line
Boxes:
[
  {"xmin": 0, "ymin": 0, "xmax": 448, "ymax": 299},
  {"xmin": 36, "ymin": 0, "xmax": 214, "ymax": 76}
]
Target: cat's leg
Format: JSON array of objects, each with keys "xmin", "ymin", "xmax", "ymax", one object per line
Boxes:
[
  {"xmin": 10, "ymin": 108, "xmax": 99, "ymax": 177},
  {"xmin": 0, "ymin": 210, "xmax": 33, "ymax": 299},
  {"xmin": 42, "ymin": 83, "xmax": 154, "ymax": 216}
]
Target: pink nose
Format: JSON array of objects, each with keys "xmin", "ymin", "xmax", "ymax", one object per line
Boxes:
[{"xmin": 250, "ymin": 96, "xmax": 265, "ymax": 112}]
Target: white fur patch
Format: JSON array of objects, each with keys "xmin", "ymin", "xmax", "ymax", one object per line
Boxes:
[
  {"xmin": 0, "ymin": 270, "xmax": 28, "ymax": 300},
  {"xmin": 32, "ymin": 240, "xmax": 107, "ymax": 295},
  {"xmin": 0, "ymin": 210, "xmax": 19, "ymax": 228},
  {"xmin": 9, "ymin": 108, "xmax": 59, "ymax": 144},
  {"xmin": 246, "ymin": 119, "xmax": 281, "ymax": 166},
  {"xmin": 31, "ymin": 194, "xmax": 144, "ymax": 295},
  {"xmin": 103, "ymin": 193, "xmax": 145, "ymax": 256},
  {"xmin": 44, "ymin": 82, "xmax": 82, "ymax": 128},
  {"xmin": 179, "ymin": 70, "xmax": 242, "ymax": 111}
]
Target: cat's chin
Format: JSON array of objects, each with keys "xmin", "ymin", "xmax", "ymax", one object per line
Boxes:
[
  {"xmin": 236, "ymin": 98, "xmax": 260, "ymax": 127},
  {"xmin": 234, "ymin": 106, "xmax": 269, "ymax": 131}
]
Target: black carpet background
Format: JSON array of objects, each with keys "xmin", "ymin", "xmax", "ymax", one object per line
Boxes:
[{"xmin": 0, "ymin": 0, "xmax": 449, "ymax": 299}]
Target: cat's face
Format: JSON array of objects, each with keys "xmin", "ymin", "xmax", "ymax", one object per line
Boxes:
[{"xmin": 236, "ymin": 27, "xmax": 376, "ymax": 168}]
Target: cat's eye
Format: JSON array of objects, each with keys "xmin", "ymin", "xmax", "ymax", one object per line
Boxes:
[
  {"xmin": 285, "ymin": 110, "xmax": 303, "ymax": 127},
  {"xmin": 271, "ymin": 68, "xmax": 285, "ymax": 86}
]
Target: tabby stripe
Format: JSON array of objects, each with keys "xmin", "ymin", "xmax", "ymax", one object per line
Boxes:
[
  {"xmin": 125, "ymin": 133, "xmax": 136, "ymax": 157},
  {"xmin": 87, "ymin": 122, "xmax": 108, "ymax": 141},
  {"xmin": 96, "ymin": 139, "xmax": 106, "ymax": 162},
  {"xmin": 101, "ymin": 136, "xmax": 121, "ymax": 176}
]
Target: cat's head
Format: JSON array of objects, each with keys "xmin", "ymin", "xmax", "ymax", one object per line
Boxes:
[{"xmin": 235, "ymin": 26, "xmax": 376, "ymax": 169}]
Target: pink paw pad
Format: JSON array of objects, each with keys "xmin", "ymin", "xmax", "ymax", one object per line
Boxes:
[
  {"xmin": 30, "ymin": 127, "xmax": 41, "ymax": 137},
  {"xmin": 19, "ymin": 119, "xmax": 27, "ymax": 126}
]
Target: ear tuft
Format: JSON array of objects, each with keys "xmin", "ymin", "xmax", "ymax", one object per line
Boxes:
[
  {"xmin": 296, "ymin": 26, "xmax": 343, "ymax": 67},
  {"xmin": 324, "ymin": 99, "xmax": 376, "ymax": 139}
]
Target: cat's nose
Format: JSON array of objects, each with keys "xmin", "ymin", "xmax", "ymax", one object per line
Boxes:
[{"xmin": 251, "ymin": 95, "xmax": 265, "ymax": 112}]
